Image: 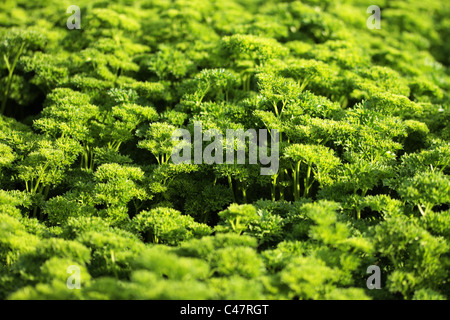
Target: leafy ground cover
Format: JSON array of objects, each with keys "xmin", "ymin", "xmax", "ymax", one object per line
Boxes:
[{"xmin": 0, "ymin": 0, "xmax": 449, "ymax": 300}]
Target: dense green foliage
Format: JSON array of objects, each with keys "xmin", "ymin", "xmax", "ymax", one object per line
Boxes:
[{"xmin": 0, "ymin": 0, "xmax": 449, "ymax": 300}]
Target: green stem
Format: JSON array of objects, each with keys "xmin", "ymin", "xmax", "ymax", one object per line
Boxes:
[
  {"xmin": 361, "ymin": 188, "xmax": 368, "ymax": 197},
  {"xmin": 32, "ymin": 205, "xmax": 38, "ymax": 219},
  {"xmin": 89, "ymin": 150, "xmax": 95, "ymax": 170},
  {"xmin": 84, "ymin": 152, "xmax": 89, "ymax": 169},
  {"xmin": 133, "ymin": 200, "xmax": 142, "ymax": 214},
  {"xmin": 278, "ymin": 169, "xmax": 285, "ymax": 200},
  {"xmin": 1, "ymin": 42, "xmax": 25, "ymax": 115},
  {"xmin": 114, "ymin": 141, "xmax": 122, "ymax": 151},
  {"xmin": 295, "ymin": 161, "xmax": 301, "ymax": 200},
  {"xmin": 235, "ymin": 216, "xmax": 241, "ymax": 234},
  {"xmin": 292, "ymin": 166, "xmax": 298, "ymax": 201},
  {"xmin": 43, "ymin": 185, "xmax": 50, "ymax": 200},
  {"xmin": 32, "ymin": 164, "xmax": 50, "ymax": 193},
  {"xmin": 273, "ymin": 103, "xmax": 279, "ymax": 117},
  {"xmin": 279, "ymin": 100, "xmax": 287, "ymax": 117},
  {"xmin": 203, "ymin": 210, "xmax": 209, "ymax": 224},
  {"xmin": 417, "ymin": 204, "xmax": 426, "ymax": 216},
  {"xmin": 303, "ymin": 164, "xmax": 312, "ymax": 198},
  {"xmin": 227, "ymin": 175, "xmax": 236, "ymax": 203},
  {"xmin": 271, "ymin": 174, "xmax": 278, "ymax": 201},
  {"xmin": 299, "ymin": 77, "xmax": 310, "ymax": 92}
]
